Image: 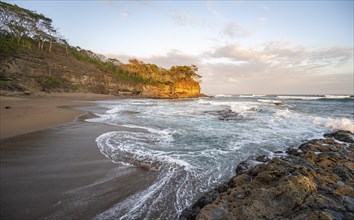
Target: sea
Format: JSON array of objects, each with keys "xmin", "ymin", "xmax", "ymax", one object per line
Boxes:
[{"xmin": 86, "ymin": 94, "xmax": 354, "ymax": 219}]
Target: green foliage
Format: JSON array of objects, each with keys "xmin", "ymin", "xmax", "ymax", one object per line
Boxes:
[
  {"xmin": 1, "ymin": 1, "xmax": 60, "ymax": 53},
  {"xmin": 0, "ymin": 2, "xmax": 202, "ymax": 90},
  {"xmin": 0, "ymin": 79, "xmax": 24, "ymax": 91},
  {"xmin": 122, "ymin": 59, "xmax": 201, "ymax": 85},
  {"xmin": 40, "ymin": 76, "xmax": 61, "ymax": 91},
  {"xmin": 0, "ymin": 32, "xmax": 32, "ymax": 55},
  {"xmin": 70, "ymin": 48, "xmax": 148, "ymax": 83}
]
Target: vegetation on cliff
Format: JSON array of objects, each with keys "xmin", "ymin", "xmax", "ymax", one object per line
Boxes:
[{"xmin": 0, "ymin": 1, "xmax": 202, "ymax": 97}]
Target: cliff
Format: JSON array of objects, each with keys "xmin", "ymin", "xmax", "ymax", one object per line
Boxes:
[
  {"xmin": 0, "ymin": 2, "xmax": 204, "ymax": 99},
  {"xmin": 180, "ymin": 130, "xmax": 354, "ymax": 220},
  {"xmin": 142, "ymin": 79, "xmax": 201, "ymax": 98},
  {"xmin": 0, "ymin": 44, "xmax": 203, "ymax": 98},
  {"xmin": 0, "ymin": 49, "xmax": 142, "ymax": 96}
]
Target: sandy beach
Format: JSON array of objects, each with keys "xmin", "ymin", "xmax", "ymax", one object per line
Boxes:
[
  {"xmin": 0, "ymin": 93, "xmax": 118, "ymax": 139},
  {"xmin": 0, "ymin": 93, "xmax": 158, "ymax": 219}
]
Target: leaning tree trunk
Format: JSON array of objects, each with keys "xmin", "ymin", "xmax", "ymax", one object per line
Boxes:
[{"xmin": 65, "ymin": 44, "xmax": 69, "ymax": 56}]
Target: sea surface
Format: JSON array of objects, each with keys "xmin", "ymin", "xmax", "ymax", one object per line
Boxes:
[{"xmin": 86, "ymin": 94, "xmax": 354, "ymax": 219}]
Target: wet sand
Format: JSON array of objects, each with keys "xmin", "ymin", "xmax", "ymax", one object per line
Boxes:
[{"xmin": 0, "ymin": 98, "xmax": 158, "ymax": 219}]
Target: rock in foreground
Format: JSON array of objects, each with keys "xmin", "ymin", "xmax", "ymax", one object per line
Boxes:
[{"xmin": 180, "ymin": 130, "xmax": 354, "ymax": 220}]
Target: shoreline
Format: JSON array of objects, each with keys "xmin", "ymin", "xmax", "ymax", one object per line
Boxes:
[
  {"xmin": 0, "ymin": 92, "xmax": 120, "ymax": 139},
  {"xmin": 0, "ymin": 92, "xmax": 208, "ymax": 139},
  {"xmin": 0, "ymin": 110, "xmax": 159, "ymax": 219},
  {"xmin": 180, "ymin": 130, "xmax": 354, "ymax": 219}
]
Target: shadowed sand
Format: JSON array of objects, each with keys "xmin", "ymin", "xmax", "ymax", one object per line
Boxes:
[{"xmin": 0, "ymin": 94, "xmax": 158, "ymax": 219}]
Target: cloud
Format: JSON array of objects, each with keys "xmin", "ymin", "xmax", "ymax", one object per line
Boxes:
[
  {"xmin": 207, "ymin": 0, "xmax": 220, "ymax": 16},
  {"xmin": 120, "ymin": 11, "xmax": 130, "ymax": 18},
  {"xmin": 258, "ymin": 17, "xmax": 267, "ymax": 24},
  {"xmin": 106, "ymin": 50, "xmax": 200, "ymax": 69},
  {"xmin": 228, "ymin": 78, "xmax": 239, "ymax": 83},
  {"xmin": 105, "ymin": 42, "xmax": 353, "ymax": 95},
  {"xmin": 209, "ymin": 42, "xmax": 352, "ymax": 72},
  {"xmin": 201, "ymin": 42, "xmax": 353, "ymax": 94},
  {"xmin": 261, "ymin": 5, "xmax": 270, "ymax": 11},
  {"xmin": 170, "ymin": 11, "xmax": 204, "ymax": 27},
  {"xmin": 220, "ymin": 22, "xmax": 250, "ymax": 38}
]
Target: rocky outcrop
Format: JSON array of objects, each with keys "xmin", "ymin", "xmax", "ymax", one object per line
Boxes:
[
  {"xmin": 142, "ymin": 79, "xmax": 202, "ymax": 98},
  {"xmin": 0, "ymin": 50, "xmax": 205, "ymax": 98},
  {"xmin": 206, "ymin": 110, "xmax": 244, "ymax": 121},
  {"xmin": 180, "ymin": 130, "xmax": 354, "ymax": 220}
]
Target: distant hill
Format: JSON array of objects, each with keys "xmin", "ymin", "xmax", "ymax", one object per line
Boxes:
[{"xmin": 0, "ymin": 1, "xmax": 203, "ymax": 98}]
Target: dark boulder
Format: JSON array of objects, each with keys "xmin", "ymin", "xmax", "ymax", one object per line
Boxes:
[{"xmin": 324, "ymin": 130, "xmax": 354, "ymax": 143}]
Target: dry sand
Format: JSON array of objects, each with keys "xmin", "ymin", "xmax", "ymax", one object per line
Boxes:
[{"xmin": 0, "ymin": 93, "xmax": 117, "ymax": 138}]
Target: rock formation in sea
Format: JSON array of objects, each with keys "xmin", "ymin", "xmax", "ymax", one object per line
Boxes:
[{"xmin": 180, "ymin": 130, "xmax": 354, "ymax": 220}]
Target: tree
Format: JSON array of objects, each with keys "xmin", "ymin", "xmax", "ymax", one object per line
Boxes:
[{"xmin": 0, "ymin": 1, "xmax": 60, "ymax": 50}]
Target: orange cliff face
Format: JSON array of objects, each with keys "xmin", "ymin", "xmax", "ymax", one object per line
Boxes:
[{"xmin": 142, "ymin": 79, "xmax": 202, "ymax": 98}]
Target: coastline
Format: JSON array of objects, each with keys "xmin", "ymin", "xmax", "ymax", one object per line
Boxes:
[
  {"xmin": 0, "ymin": 92, "xmax": 119, "ymax": 139},
  {"xmin": 1, "ymin": 93, "xmax": 353, "ymax": 219},
  {"xmin": 0, "ymin": 100, "xmax": 159, "ymax": 219},
  {"xmin": 0, "ymin": 92, "xmax": 208, "ymax": 139},
  {"xmin": 180, "ymin": 130, "xmax": 354, "ymax": 220}
]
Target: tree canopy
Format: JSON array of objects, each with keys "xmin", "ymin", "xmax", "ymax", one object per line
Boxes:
[
  {"xmin": 122, "ymin": 59, "xmax": 201, "ymax": 84},
  {"xmin": 0, "ymin": 1, "xmax": 202, "ymax": 86},
  {"xmin": 0, "ymin": 1, "xmax": 59, "ymax": 50}
]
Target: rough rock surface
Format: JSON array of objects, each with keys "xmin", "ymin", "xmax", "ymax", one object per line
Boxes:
[
  {"xmin": 206, "ymin": 110, "xmax": 244, "ymax": 121},
  {"xmin": 180, "ymin": 130, "xmax": 354, "ymax": 220},
  {"xmin": 142, "ymin": 79, "xmax": 202, "ymax": 98}
]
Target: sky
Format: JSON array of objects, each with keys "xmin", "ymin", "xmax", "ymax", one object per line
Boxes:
[{"xmin": 5, "ymin": 0, "xmax": 354, "ymax": 95}]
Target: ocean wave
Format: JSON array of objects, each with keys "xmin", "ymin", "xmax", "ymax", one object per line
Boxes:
[
  {"xmin": 278, "ymin": 95, "xmax": 352, "ymax": 100},
  {"xmin": 239, "ymin": 94, "xmax": 266, "ymax": 98},
  {"xmin": 277, "ymin": 96, "xmax": 322, "ymax": 100},
  {"xmin": 215, "ymin": 94, "xmax": 233, "ymax": 97},
  {"xmin": 257, "ymin": 99, "xmax": 283, "ymax": 104},
  {"xmin": 96, "ymin": 131, "xmax": 191, "ymax": 172},
  {"xmin": 95, "ymin": 130, "xmax": 198, "ymax": 219},
  {"xmin": 275, "ymin": 108, "xmax": 292, "ymax": 118},
  {"xmin": 313, "ymin": 117, "xmax": 354, "ymax": 133},
  {"xmin": 121, "ymin": 124, "xmax": 175, "ymax": 140},
  {"xmin": 198, "ymin": 100, "xmax": 261, "ymax": 116},
  {"xmin": 86, "ymin": 98, "xmax": 353, "ymax": 219},
  {"xmin": 324, "ymin": 95, "xmax": 351, "ymax": 99},
  {"xmin": 106, "ymin": 106, "xmax": 123, "ymax": 114}
]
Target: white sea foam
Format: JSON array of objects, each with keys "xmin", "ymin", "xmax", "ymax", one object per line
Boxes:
[
  {"xmin": 239, "ymin": 94, "xmax": 266, "ymax": 98},
  {"xmin": 257, "ymin": 99, "xmax": 282, "ymax": 104},
  {"xmin": 85, "ymin": 113, "xmax": 112, "ymax": 123},
  {"xmin": 86, "ymin": 96, "xmax": 352, "ymax": 219},
  {"xmin": 278, "ymin": 95, "xmax": 352, "ymax": 100},
  {"xmin": 96, "ymin": 131, "xmax": 191, "ymax": 172},
  {"xmin": 324, "ymin": 95, "xmax": 351, "ymax": 99},
  {"xmin": 313, "ymin": 117, "xmax": 354, "ymax": 133},
  {"xmin": 197, "ymin": 99, "xmax": 261, "ymax": 115},
  {"xmin": 106, "ymin": 106, "xmax": 123, "ymax": 114},
  {"xmin": 215, "ymin": 94, "xmax": 232, "ymax": 97},
  {"xmin": 275, "ymin": 108, "xmax": 292, "ymax": 118},
  {"xmin": 277, "ymin": 96, "xmax": 322, "ymax": 100},
  {"xmin": 121, "ymin": 124, "xmax": 175, "ymax": 138}
]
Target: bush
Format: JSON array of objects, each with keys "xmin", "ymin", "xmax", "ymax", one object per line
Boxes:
[{"xmin": 40, "ymin": 76, "xmax": 61, "ymax": 91}]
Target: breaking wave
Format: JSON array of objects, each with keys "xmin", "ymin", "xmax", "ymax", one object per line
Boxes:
[{"xmin": 86, "ymin": 96, "xmax": 353, "ymax": 219}]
